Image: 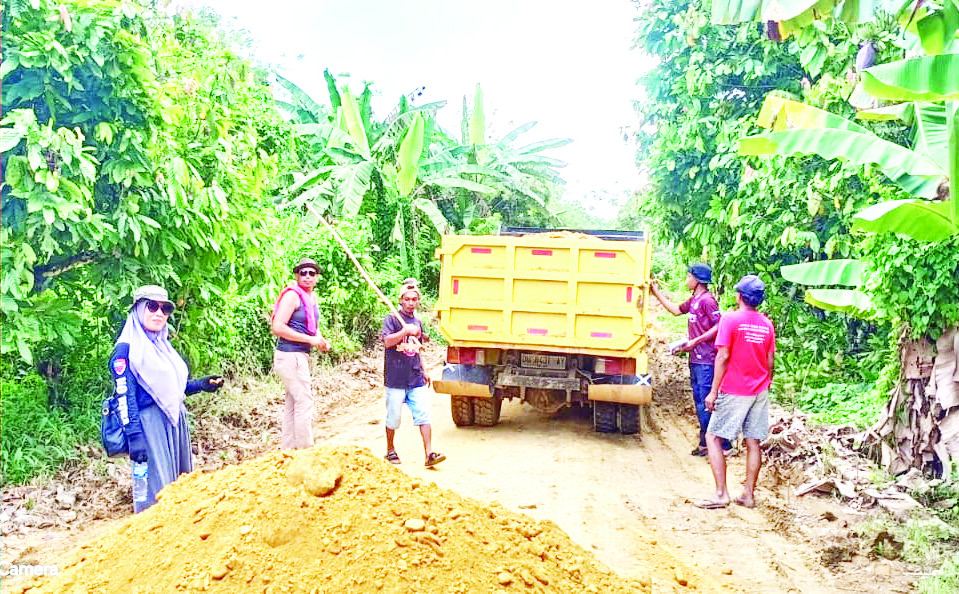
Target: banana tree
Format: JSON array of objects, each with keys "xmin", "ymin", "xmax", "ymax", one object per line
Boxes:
[
  {"xmin": 713, "ymin": 0, "xmax": 959, "ymax": 476},
  {"xmin": 740, "ymin": 91, "xmax": 958, "ymax": 241},
  {"xmin": 780, "ymin": 259, "xmax": 875, "ymax": 317},
  {"xmin": 717, "ymin": 1, "xmax": 959, "ymax": 240}
]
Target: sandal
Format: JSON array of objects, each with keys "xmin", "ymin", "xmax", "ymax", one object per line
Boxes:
[
  {"xmin": 425, "ymin": 452, "xmax": 446, "ymax": 467},
  {"xmin": 690, "ymin": 446, "xmax": 708, "ymax": 457},
  {"xmin": 385, "ymin": 450, "xmax": 401, "ymax": 464},
  {"xmin": 693, "ymin": 498, "xmax": 729, "ymax": 509}
]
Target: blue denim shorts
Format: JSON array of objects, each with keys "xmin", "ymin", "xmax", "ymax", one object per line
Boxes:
[
  {"xmin": 706, "ymin": 390, "xmax": 770, "ymax": 441},
  {"xmin": 385, "ymin": 386, "xmax": 432, "ymax": 430}
]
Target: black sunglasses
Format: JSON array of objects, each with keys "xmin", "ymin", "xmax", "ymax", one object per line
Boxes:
[
  {"xmin": 298, "ymin": 269, "xmax": 318, "ymax": 277},
  {"xmin": 144, "ymin": 299, "xmax": 175, "ymax": 315}
]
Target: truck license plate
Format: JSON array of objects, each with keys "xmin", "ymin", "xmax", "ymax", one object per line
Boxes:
[{"xmin": 521, "ymin": 354, "xmax": 566, "ymax": 370}]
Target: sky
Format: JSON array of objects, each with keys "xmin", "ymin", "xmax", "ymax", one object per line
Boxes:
[{"xmin": 189, "ymin": 0, "xmax": 652, "ymax": 219}]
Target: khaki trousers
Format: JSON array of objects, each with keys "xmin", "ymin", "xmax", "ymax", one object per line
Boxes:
[{"xmin": 273, "ymin": 350, "xmax": 314, "ymax": 449}]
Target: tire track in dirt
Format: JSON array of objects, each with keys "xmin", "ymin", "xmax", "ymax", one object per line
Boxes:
[
  {"xmin": 308, "ymin": 331, "xmax": 905, "ymax": 594},
  {"xmin": 2, "ymin": 327, "xmax": 913, "ymax": 593}
]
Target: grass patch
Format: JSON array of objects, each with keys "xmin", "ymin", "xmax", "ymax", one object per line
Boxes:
[
  {"xmin": 795, "ymin": 382, "xmax": 885, "ymax": 429},
  {"xmin": 920, "ymin": 553, "xmax": 959, "ymax": 594},
  {"xmin": 855, "ymin": 507, "xmax": 959, "ymax": 591},
  {"xmin": 0, "ymin": 373, "xmax": 92, "ymax": 486}
]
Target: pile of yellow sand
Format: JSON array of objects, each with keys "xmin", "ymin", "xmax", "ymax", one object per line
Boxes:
[{"xmin": 14, "ymin": 446, "xmax": 648, "ymax": 593}]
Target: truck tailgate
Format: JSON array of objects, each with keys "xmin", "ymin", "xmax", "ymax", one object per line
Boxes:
[{"xmin": 433, "ymin": 234, "xmax": 652, "ymax": 362}]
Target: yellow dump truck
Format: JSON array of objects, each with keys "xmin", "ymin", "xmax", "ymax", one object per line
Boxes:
[{"xmin": 431, "ymin": 228, "xmax": 652, "ymax": 433}]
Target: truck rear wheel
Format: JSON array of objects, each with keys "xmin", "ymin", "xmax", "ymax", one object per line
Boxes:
[
  {"xmin": 593, "ymin": 401, "xmax": 618, "ymax": 433},
  {"xmin": 619, "ymin": 404, "xmax": 640, "ymax": 435},
  {"xmin": 450, "ymin": 396, "xmax": 475, "ymax": 427},
  {"xmin": 474, "ymin": 396, "xmax": 502, "ymax": 426}
]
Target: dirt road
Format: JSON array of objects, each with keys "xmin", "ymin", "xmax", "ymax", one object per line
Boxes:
[
  {"xmin": 2, "ymin": 332, "xmax": 913, "ymax": 593},
  {"xmin": 311, "ymin": 338, "xmax": 909, "ymax": 594}
]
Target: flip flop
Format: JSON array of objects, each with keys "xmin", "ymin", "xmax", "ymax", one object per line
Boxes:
[
  {"xmin": 693, "ymin": 498, "xmax": 729, "ymax": 509},
  {"xmin": 734, "ymin": 495, "xmax": 755, "ymax": 508},
  {"xmin": 425, "ymin": 452, "xmax": 446, "ymax": 467},
  {"xmin": 385, "ymin": 450, "xmax": 401, "ymax": 464}
]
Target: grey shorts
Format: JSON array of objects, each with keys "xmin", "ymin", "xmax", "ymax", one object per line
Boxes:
[{"xmin": 706, "ymin": 390, "xmax": 769, "ymax": 441}]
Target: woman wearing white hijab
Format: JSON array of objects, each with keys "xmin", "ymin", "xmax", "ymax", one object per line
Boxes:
[{"xmin": 109, "ymin": 285, "xmax": 223, "ymax": 512}]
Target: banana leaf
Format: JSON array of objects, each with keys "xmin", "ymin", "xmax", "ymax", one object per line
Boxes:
[
  {"xmin": 419, "ymin": 146, "xmax": 472, "ymax": 169},
  {"xmin": 497, "ymin": 122, "xmax": 538, "ymax": 146},
  {"xmin": 951, "ymin": 97, "xmax": 959, "ymax": 226},
  {"xmin": 916, "ymin": 0, "xmax": 959, "ymax": 55},
  {"xmin": 515, "ymin": 138, "xmax": 574, "ymax": 155},
  {"xmin": 804, "ymin": 288, "xmax": 875, "ymax": 319},
  {"xmin": 856, "ymin": 103, "xmax": 915, "ymax": 123},
  {"xmin": 326, "ymin": 109, "xmax": 348, "ymax": 152},
  {"xmin": 505, "ymin": 154, "xmax": 569, "ymax": 168},
  {"xmin": 336, "ymin": 161, "xmax": 374, "ymax": 218},
  {"xmin": 852, "ymin": 198, "xmax": 958, "ymax": 241},
  {"xmin": 397, "ymin": 112, "xmax": 424, "ymax": 196},
  {"xmin": 757, "ymin": 95, "xmax": 872, "ymax": 133},
  {"xmin": 274, "ymin": 73, "xmax": 324, "ymax": 122},
  {"xmin": 291, "ymin": 123, "xmax": 330, "ymax": 138},
  {"xmin": 324, "ymin": 69, "xmax": 341, "ymax": 111},
  {"xmin": 325, "ymin": 146, "xmax": 365, "ymax": 166},
  {"xmin": 287, "ymin": 166, "xmax": 334, "ymax": 194},
  {"xmin": 340, "ymin": 88, "xmax": 371, "ymax": 159},
  {"xmin": 412, "ymin": 197, "xmax": 449, "ymax": 235},
  {"xmin": 422, "ymin": 176, "xmax": 497, "ymax": 194},
  {"xmin": 780, "ymin": 259, "xmax": 865, "ymax": 286},
  {"xmin": 911, "ymin": 102, "xmax": 951, "ymax": 171},
  {"xmin": 469, "ymin": 84, "xmax": 487, "ymax": 164},
  {"xmin": 862, "ymin": 54, "xmax": 959, "ymax": 101},
  {"xmin": 739, "ymin": 128, "xmax": 944, "ymax": 197},
  {"xmin": 287, "ymin": 182, "xmax": 332, "ymax": 211},
  {"xmin": 373, "ymin": 101, "xmax": 448, "ymax": 153}
]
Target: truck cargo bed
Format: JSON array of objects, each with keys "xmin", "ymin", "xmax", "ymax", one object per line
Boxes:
[{"xmin": 434, "ymin": 233, "xmax": 652, "ymax": 363}]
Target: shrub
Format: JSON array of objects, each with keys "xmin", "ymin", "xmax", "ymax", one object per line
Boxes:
[{"xmin": 0, "ymin": 373, "xmax": 88, "ymax": 486}]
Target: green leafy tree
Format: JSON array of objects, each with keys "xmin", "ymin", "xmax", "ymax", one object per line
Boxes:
[
  {"xmin": 1, "ymin": 0, "xmax": 294, "ymax": 365},
  {"xmin": 711, "ymin": 0, "xmax": 959, "ymax": 476},
  {"xmin": 630, "ymin": 0, "xmax": 890, "ymax": 379}
]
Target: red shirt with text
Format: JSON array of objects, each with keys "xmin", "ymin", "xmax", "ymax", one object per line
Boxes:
[{"xmin": 715, "ymin": 309, "xmax": 776, "ymax": 396}]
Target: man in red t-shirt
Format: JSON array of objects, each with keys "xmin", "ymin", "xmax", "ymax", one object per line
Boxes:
[{"xmin": 694, "ymin": 275, "xmax": 775, "ymax": 510}]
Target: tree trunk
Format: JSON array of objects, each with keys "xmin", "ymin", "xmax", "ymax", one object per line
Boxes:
[{"xmin": 868, "ymin": 326, "xmax": 959, "ymax": 477}]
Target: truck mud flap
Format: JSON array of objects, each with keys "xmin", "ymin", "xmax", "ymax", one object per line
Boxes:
[
  {"xmin": 433, "ymin": 364, "xmax": 493, "ymax": 399},
  {"xmin": 588, "ymin": 376, "xmax": 651, "ymax": 406}
]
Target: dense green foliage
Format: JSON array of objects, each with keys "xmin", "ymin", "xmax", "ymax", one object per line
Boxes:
[
  {"xmin": 0, "ymin": 0, "xmax": 569, "ymax": 485},
  {"xmin": 632, "ymin": 1, "xmax": 883, "ymax": 393},
  {"xmin": 629, "ymin": 0, "xmax": 957, "ymax": 404},
  {"xmin": 861, "ymin": 233, "xmax": 959, "ymax": 339},
  {"xmin": 0, "ymin": 373, "xmax": 93, "ymax": 485},
  {"xmin": 1, "ymin": 0, "xmax": 291, "ymax": 365}
]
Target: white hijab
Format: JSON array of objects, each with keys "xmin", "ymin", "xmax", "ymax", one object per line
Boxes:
[{"xmin": 115, "ymin": 302, "xmax": 189, "ymax": 424}]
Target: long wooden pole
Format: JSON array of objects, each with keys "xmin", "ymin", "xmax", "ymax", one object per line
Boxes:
[{"xmin": 303, "ymin": 203, "xmax": 416, "ymax": 336}]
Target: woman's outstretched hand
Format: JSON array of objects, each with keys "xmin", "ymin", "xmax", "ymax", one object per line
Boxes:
[{"xmin": 199, "ymin": 375, "xmax": 224, "ymax": 392}]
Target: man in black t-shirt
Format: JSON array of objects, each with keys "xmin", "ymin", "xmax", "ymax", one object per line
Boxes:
[{"xmin": 381, "ymin": 279, "xmax": 445, "ymax": 468}]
